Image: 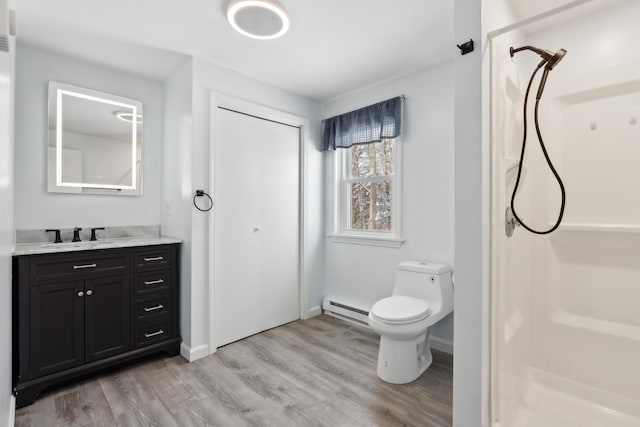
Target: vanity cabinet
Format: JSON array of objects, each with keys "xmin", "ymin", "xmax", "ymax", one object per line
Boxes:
[
  {"xmin": 30, "ymin": 273, "xmax": 130, "ymax": 378},
  {"xmin": 13, "ymin": 243, "xmax": 180, "ymax": 408}
]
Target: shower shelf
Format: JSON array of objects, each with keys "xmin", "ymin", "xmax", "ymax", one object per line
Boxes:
[{"xmin": 556, "ymin": 223, "xmax": 640, "ymax": 233}]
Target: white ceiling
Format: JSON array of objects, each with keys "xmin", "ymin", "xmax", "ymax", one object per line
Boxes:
[{"xmin": 15, "ymin": 0, "xmax": 454, "ymax": 101}]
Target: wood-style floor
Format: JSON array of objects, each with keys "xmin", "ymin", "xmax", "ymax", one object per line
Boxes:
[{"xmin": 16, "ymin": 315, "xmax": 453, "ymax": 427}]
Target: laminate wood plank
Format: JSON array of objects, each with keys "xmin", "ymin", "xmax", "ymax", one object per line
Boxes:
[
  {"xmin": 98, "ymin": 366, "xmax": 159, "ymax": 417},
  {"xmin": 15, "ymin": 378, "xmax": 116, "ymax": 427},
  {"xmin": 115, "ymin": 398, "xmax": 181, "ymax": 427},
  {"xmin": 215, "ymin": 341, "xmax": 369, "ymax": 427},
  {"xmin": 54, "ymin": 380, "xmax": 115, "ymax": 426},
  {"xmin": 16, "ymin": 315, "xmax": 453, "ymax": 426},
  {"xmin": 254, "ymin": 325, "xmax": 417, "ymax": 409}
]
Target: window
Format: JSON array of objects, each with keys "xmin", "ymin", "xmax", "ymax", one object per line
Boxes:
[
  {"xmin": 331, "ymin": 138, "xmax": 403, "ymax": 247},
  {"xmin": 323, "ymin": 95, "xmax": 404, "ymax": 247}
]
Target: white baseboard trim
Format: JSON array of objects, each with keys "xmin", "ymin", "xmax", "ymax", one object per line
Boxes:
[
  {"xmin": 180, "ymin": 342, "xmax": 210, "ymax": 362},
  {"xmin": 8, "ymin": 395, "xmax": 15, "ymax": 427},
  {"xmin": 430, "ymin": 336, "xmax": 454, "ymax": 354},
  {"xmin": 307, "ymin": 305, "xmax": 322, "ymax": 318}
]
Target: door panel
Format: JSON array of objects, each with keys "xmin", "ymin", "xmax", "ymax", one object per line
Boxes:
[
  {"xmin": 260, "ymin": 120, "xmax": 300, "ymax": 330},
  {"xmin": 215, "ymin": 108, "xmax": 263, "ymax": 346},
  {"xmin": 30, "ymin": 281, "xmax": 84, "ymax": 378},
  {"xmin": 85, "ymin": 274, "xmax": 130, "ymax": 361}
]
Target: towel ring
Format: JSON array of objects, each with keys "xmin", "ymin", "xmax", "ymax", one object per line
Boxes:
[{"xmin": 193, "ymin": 190, "xmax": 213, "ymax": 212}]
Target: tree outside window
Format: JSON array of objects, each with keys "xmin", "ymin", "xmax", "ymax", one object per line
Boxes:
[{"xmin": 338, "ymin": 138, "xmax": 400, "ymax": 239}]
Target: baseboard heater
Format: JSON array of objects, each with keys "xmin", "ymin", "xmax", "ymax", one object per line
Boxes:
[{"xmin": 322, "ymin": 297, "xmax": 370, "ymax": 326}]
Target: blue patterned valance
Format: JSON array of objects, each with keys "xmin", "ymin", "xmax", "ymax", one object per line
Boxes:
[{"xmin": 322, "ymin": 96, "xmax": 403, "ymax": 151}]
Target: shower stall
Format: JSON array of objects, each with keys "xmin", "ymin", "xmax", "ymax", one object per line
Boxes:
[{"xmin": 489, "ymin": 1, "xmax": 640, "ymax": 425}]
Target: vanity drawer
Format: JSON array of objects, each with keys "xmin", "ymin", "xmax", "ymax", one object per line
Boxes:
[
  {"xmin": 134, "ymin": 247, "xmax": 172, "ymax": 271},
  {"xmin": 134, "ymin": 295, "xmax": 171, "ymax": 321},
  {"xmin": 29, "ymin": 252, "xmax": 129, "ymax": 284},
  {"xmin": 134, "ymin": 270, "xmax": 171, "ymax": 295},
  {"xmin": 135, "ymin": 320, "xmax": 171, "ymax": 348}
]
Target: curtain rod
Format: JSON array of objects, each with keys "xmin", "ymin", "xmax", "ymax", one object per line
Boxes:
[{"xmin": 322, "ymin": 95, "xmax": 405, "ymax": 122}]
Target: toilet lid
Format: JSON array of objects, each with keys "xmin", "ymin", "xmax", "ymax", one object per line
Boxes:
[{"xmin": 371, "ymin": 296, "xmax": 430, "ymax": 324}]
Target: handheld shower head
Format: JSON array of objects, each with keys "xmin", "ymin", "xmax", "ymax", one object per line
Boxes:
[
  {"xmin": 510, "ymin": 45, "xmax": 567, "ymax": 99},
  {"xmin": 509, "ymin": 45, "xmax": 567, "ymax": 70},
  {"xmin": 508, "ymin": 44, "xmax": 568, "ymax": 235},
  {"xmin": 546, "ymin": 48, "xmax": 567, "ymax": 70}
]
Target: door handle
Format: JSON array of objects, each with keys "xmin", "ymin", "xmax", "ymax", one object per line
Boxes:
[
  {"xmin": 77, "ymin": 291, "xmax": 84, "ymax": 297},
  {"xmin": 86, "ymin": 290, "xmax": 93, "ymax": 296},
  {"xmin": 143, "ymin": 256, "xmax": 164, "ymax": 262},
  {"xmin": 144, "ymin": 279, "xmax": 164, "ymax": 286}
]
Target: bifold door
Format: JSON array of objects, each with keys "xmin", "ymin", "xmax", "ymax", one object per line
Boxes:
[{"xmin": 214, "ymin": 107, "xmax": 300, "ymax": 347}]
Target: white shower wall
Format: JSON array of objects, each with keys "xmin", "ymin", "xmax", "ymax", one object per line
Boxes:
[
  {"xmin": 492, "ymin": 0, "xmax": 640, "ymax": 424},
  {"xmin": 527, "ymin": 0, "xmax": 640, "ymax": 400},
  {"xmin": 490, "ymin": 32, "xmax": 533, "ymax": 420}
]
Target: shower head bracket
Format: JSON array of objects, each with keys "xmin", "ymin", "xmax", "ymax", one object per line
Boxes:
[{"xmin": 505, "ymin": 206, "xmax": 520, "ymax": 237}]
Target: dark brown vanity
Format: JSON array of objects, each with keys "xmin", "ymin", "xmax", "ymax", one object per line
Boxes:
[{"xmin": 12, "ymin": 242, "xmax": 180, "ymax": 408}]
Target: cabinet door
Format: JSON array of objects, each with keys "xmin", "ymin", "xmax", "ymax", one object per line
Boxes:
[
  {"xmin": 85, "ymin": 274, "xmax": 131, "ymax": 362},
  {"xmin": 30, "ymin": 280, "xmax": 85, "ymax": 378}
]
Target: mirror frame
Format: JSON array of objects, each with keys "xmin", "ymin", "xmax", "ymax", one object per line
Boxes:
[{"xmin": 47, "ymin": 81, "xmax": 143, "ymax": 196}]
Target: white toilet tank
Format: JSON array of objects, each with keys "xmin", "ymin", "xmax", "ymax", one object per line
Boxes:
[{"xmin": 392, "ymin": 261, "xmax": 453, "ymax": 316}]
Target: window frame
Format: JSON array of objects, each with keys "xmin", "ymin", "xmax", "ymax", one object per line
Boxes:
[{"xmin": 328, "ymin": 138, "xmax": 404, "ymax": 248}]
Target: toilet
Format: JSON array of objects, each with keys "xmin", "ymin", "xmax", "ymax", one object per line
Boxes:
[{"xmin": 368, "ymin": 261, "xmax": 453, "ymax": 384}]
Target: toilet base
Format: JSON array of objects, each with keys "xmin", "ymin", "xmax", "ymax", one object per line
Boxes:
[{"xmin": 376, "ymin": 330, "xmax": 432, "ymax": 384}]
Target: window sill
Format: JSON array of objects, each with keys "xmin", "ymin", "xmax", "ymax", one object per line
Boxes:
[{"xmin": 327, "ymin": 234, "xmax": 404, "ymax": 248}]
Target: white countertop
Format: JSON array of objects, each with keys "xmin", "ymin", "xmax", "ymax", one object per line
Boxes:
[{"xmin": 12, "ymin": 236, "xmax": 182, "ymax": 256}]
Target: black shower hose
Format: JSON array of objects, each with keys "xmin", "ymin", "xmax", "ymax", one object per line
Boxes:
[{"xmin": 510, "ymin": 62, "xmax": 566, "ymax": 235}]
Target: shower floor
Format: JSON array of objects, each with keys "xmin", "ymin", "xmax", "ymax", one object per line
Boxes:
[{"xmin": 495, "ymin": 368, "xmax": 640, "ymax": 427}]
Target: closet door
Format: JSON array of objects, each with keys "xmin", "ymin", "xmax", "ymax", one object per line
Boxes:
[
  {"xmin": 260, "ymin": 120, "xmax": 300, "ymax": 331},
  {"xmin": 214, "ymin": 107, "xmax": 299, "ymax": 347}
]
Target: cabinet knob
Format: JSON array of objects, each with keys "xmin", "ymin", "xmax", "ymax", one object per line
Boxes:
[
  {"xmin": 77, "ymin": 291, "xmax": 84, "ymax": 297},
  {"xmin": 86, "ymin": 290, "xmax": 93, "ymax": 296}
]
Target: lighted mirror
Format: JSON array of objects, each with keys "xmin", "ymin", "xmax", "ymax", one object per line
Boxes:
[{"xmin": 47, "ymin": 81, "xmax": 143, "ymax": 195}]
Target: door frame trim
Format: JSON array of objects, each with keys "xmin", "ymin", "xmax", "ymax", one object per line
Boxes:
[{"xmin": 208, "ymin": 92, "xmax": 310, "ymax": 354}]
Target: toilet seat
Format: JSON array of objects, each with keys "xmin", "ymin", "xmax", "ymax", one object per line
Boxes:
[{"xmin": 370, "ymin": 296, "xmax": 430, "ymax": 324}]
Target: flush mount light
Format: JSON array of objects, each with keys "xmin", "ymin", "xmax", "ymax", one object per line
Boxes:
[
  {"xmin": 226, "ymin": 0, "xmax": 290, "ymax": 40},
  {"xmin": 114, "ymin": 111, "xmax": 142, "ymax": 124}
]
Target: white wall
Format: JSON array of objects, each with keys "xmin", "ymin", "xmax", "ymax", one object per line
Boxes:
[
  {"xmin": 162, "ymin": 59, "xmax": 194, "ymax": 344},
  {"xmin": 0, "ymin": 2, "xmax": 15, "ymax": 422},
  {"xmin": 14, "ymin": 45, "xmax": 163, "ymax": 229},
  {"xmin": 162, "ymin": 57, "xmax": 324, "ymax": 351},
  {"xmin": 453, "ymin": 0, "xmax": 483, "ymax": 425},
  {"xmin": 322, "ymin": 63, "xmax": 455, "ymax": 343}
]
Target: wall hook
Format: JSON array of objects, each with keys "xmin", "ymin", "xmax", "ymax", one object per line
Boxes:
[{"xmin": 456, "ymin": 39, "xmax": 474, "ymax": 55}]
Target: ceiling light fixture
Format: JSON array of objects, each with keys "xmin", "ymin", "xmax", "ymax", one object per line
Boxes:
[
  {"xmin": 114, "ymin": 111, "xmax": 143, "ymax": 124},
  {"xmin": 226, "ymin": 0, "xmax": 290, "ymax": 40}
]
